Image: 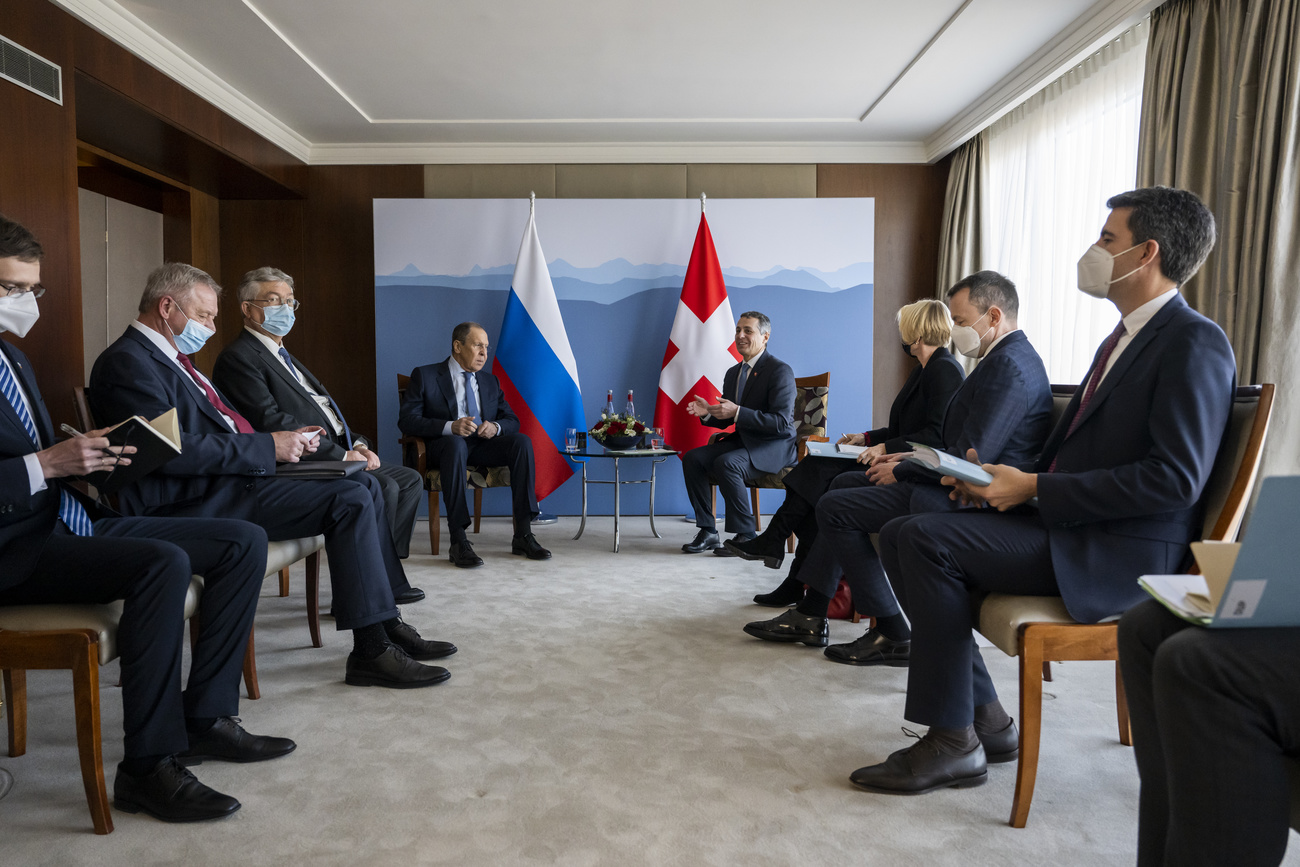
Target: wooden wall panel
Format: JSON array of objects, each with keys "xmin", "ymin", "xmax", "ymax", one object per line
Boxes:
[{"xmin": 817, "ymin": 162, "xmax": 950, "ymax": 425}]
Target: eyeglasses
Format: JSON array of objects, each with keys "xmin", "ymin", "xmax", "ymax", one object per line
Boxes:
[
  {"xmin": 0, "ymin": 283, "xmax": 45, "ymax": 299},
  {"xmin": 250, "ymin": 298, "xmax": 300, "ymax": 311}
]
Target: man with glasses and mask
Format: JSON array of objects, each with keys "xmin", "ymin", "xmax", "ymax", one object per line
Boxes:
[
  {"xmin": 89, "ymin": 263, "xmax": 455, "ymax": 690},
  {"xmin": 212, "ymin": 267, "xmax": 422, "ymax": 559},
  {"xmin": 0, "ymin": 215, "xmax": 292, "ymax": 823},
  {"xmin": 851, "ymin": 187, "xmax": 1236, "ymax": 799},
  {"xmin": 399, "ymin": 321, "xmax": 550, "ymax": 568}
]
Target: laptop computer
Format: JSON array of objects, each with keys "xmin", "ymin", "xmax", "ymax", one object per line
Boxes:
[{"xmin": 1139, "ymin": 475, "xmax": 1300, "ymax": 628}]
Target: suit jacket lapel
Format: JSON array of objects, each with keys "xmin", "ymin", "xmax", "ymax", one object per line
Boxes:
[
  {"xmin": 128, "ymin": 327, "xmax": 232, "ymax": 431},
  {"xmin": 739, "ymin": 353, "xmax": 766, "ymax": 407},
  {"xmin": 435, "ymin": 359, "xmax": 458, "ymax": 418},
  {"xmin": 246, "ymin": 331, "xmax": 307, "ymax": 395},
  {"xmin": 0, "ymin": 343, "xmax": 47, "ymax": 447}
]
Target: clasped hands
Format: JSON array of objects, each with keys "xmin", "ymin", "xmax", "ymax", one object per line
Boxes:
[
  {"xmin": 272, "ymin": 426, "xmax": 324, "ymax": 463},
  {"xmin": 687, "ymin": 394, "xmax": 738, "ymax": 420},
  {"xmin": 345, "ymin": 444, "xmax": 382, "ymax": 470},
  {"xmin": 451, "ymin": 417, "xmax": 498, "ymax": 438},
  {"xmin": 943, "ymin": 448, "xmax": 1038, "ymax": 511}
]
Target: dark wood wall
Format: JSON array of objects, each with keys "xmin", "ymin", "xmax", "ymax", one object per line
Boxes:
[{"xmin": 1, "ymin": 0, "xmax": 946, "ymax": 439}]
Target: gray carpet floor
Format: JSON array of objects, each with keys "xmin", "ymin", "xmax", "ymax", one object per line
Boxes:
[{"xmin": 4, "ymin": 515, "xmax": 1297, "ymax": 866}]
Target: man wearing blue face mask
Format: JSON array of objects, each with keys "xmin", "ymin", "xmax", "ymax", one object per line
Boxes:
[
  {"xmin": 90, "ymin": 263, "xmax": 454, "ymax": 690},
  {"xmin": 849, "ymin": 186, "xmax": 1237, "ymax": 798},
  {"xmin": 213, "ymin": 268, "xmax": 422, "ymax": 559}
]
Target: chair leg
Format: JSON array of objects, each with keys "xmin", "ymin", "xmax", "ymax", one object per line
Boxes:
[
  {"xmin": 787, "ymin": 533, "xmax": 795, "ymax": 554},
  {"xmin": 1115, "ymin": 662, "xmax": 1132, "ymax": 746},
  {"xmin": 243, "ymin": 625, "xmax": 261, "ymax": 701},
  {"xmin": 429, "ymin": 491, "xmax": 441, "ymax": 556},
  {"xmin": 306, "ymin": 550, "xmax": 322, "ymax": 649},
  {"xmin": 1042, "ymin": 661, "xmax": 1053, "ymax": 682},
  {"xmin": 473, "ymin": 488, "xmax": 483, "ymax": 534},
  {"xmin": 1010, "ymin": 629, "xmax": 1045, "ymax": 828},
  {"xmin": 69, "ymin": 635, "xmax": 112, "ymax": 834},
  {"xmin": 750, "ymin": 487, "xmax": 762, "ymax": 533},
  {"xmin": 4, "ymin": 668, "xmax": 27, "ymax": 757},
  {"xmin": 709, "ymin": 485, "xmax": 717, "ymax": 525},
  {"xmin": 278, "ymin": 567, "xmax": 290, "ymax": 597}
]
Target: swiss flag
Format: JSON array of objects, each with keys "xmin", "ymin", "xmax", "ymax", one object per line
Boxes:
[{"xmin": 654, "ymin": 213, "xmax": 741, "ymax": 453}]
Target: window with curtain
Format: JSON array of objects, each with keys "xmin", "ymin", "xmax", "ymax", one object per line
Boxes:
[{"xmin": 985, "ymin": 21, "xmax": 1148, "ymax": 385}]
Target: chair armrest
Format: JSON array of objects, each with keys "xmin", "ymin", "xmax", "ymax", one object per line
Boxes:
[
  {"xmin": 707, "ymin": 432, "xmax": 723, "ymax": 445},
  {"xmin": 398, "ymin": 435, "xmax": 427, "ymax": 475},
  {"xmin": 797, "ymin": 435, "xmax": 829, "ymax": 462}
]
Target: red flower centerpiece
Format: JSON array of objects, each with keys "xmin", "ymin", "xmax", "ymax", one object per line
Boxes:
[{"xmin": 590, "ymin": 412, "xmax": 648, "ymax": 450}]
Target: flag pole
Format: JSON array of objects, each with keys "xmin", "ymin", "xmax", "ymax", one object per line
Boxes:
[
  {"xmin": 530, "ymin": 191, "xmax": 535, "ymax": 216},
  {"xmin": 700, "ymin": 192, "xmax": 706, "ymax": 214}
]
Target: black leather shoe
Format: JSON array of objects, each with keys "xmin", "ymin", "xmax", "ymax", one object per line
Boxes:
[
  {"xmin": 393, "ymin": 586, "xmax": 426, "ymax": 605},
  {"xmin": 682, "ymin": 529, "xmax": 721, "ymax": 553},
  {"xmin": 511, "ymin": 533, "xmax": 552, "ymax": 560},
  {"xmin": 742, "ymin": 608, "xmax": 829, "ymax": 647},
  {"xmin": 178, "ymin": 717, "xmax": 296, "ymax": 765},
  {"xmin": 753, "ymin": 582, "xmax": 804, "ymax": 607},
  {"xmin": 977, "ymin": 719, "xmax": 1019, "ymax": 764},
  {"xmin": 725, "ymin": 532, "xmax": 786, "ymax": 568},
  {"xmin": 713, "ymin": 532, "xmax": 756, "ymax": 557},
  {"xmin": 114, "ymin": 757, "xmax": 241, "ymax": 823},
  {"xmin": 849, "ymin": 735, "xmax": 988, "ymax": 795},
  {"xmin": 386, "ymin": 616, "xmax": 458, "ymax": 660},
  {"xmin": 449, "ymin": 539, "xmax": 484, "ymax": 568},
  {"xmin": 345, "ymin": 645, "xmax": 451, "ymax": 688},
  {"xmin": 824, "ymin": 628, "xmax": 911, "ymax": 667}
]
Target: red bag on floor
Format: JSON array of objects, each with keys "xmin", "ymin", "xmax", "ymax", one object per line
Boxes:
[{"xmin": 827, "ymin": 578, "xmax": 854, "ymax": 620}]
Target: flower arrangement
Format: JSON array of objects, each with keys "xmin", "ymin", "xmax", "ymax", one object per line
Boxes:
[{"xmin": 590, "ymin": 412, "xmax": 648, "ymax": 449}]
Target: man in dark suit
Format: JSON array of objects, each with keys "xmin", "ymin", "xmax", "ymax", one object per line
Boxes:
[
  {"xmin": 89, "ymin": 263, "xmax": 455, "ymax": 690},
  {"xmin": 398, "ymin": 321, "xmax": 550, "ymax": 568},
  {"xmin": 852, "ymin": 187, "xmax": 1237, "ymax": 796},
  {"xmin": 680, "ymin": 311, "xmax": 797, "ymax": 554},
  {"xmin": 0, "ymin": 215, "xmax": 293, "ymax": 823},
  {"xmin": 740, "ymin": 273, "xmax": 1051, "ymax": 676},
  {"xmin": 212, "ymin": 267, "xmax": 422, "ymax": 558},
  {"xmin": 1119, "ymin": 599, "xmax": 1300, "ymax": 866}
]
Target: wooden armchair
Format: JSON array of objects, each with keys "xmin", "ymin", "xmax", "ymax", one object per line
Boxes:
[
  {"xmin": 978, "ymin": 383, "xmax": 1275, "ymax": 827},
  {"xmin": 397, "ymin": 374, "xmax": 510, "ymax": 555}
]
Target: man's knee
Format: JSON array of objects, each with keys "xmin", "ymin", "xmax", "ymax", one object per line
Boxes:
[
  {"xmin": 829, "ymin": 472, "xmax": 873, "ymax": 491},
  {"xmin": 682, "ymin": 447, "xmax": 708, "ymax": 478},
  {"xmin": 815, "ymin": 489, "xmax": 857, "ymax": 531},
  {"xmin": 710, "ymin": 449, "xmax": 750, "ymax": 482}
]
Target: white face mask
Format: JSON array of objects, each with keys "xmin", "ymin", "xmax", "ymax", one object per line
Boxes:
[
  {"xmin": 950, "ymin": 309, "xmax": 992, "ymax": 358},
  {"xmin": 1077, "ymin": 242, "xmax": 1146, "ymax": 299},
  {"xmin": 0, "ymin": 291, "xmax": 40, "ymax": 338}
]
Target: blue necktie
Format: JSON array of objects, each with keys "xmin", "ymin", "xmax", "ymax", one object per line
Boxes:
[
  {"xmin": 0, "ymin": 355, "xmax": 93, "ymax": 536},
  {"xmin": 280, "ymin": 347, "xmax": 353, "ymax": 448},
  {"xmin": 463, "ymin": 371, "xmax": 480, "ymax": 425},
  {"xmin": 735, "ymin": 362, "xmax": 751, "ymax": 405}
]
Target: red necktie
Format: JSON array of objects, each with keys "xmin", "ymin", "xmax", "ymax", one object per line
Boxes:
[
  {"xmin": 176, "ymin": 352, "xmax": 255, "ymax": 434},
  {"xmin": 1049, "ymin": 321, "xmax": 1126, "ymax": 472}
]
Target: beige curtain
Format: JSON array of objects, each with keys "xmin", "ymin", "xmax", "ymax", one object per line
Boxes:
[
  {"xmin": 936, "ymin": 132, "xmax": 987, "ymax": 298},
  {"xmin": 1138, "ymin": 0, "xmax": 1300, "ymax": 481}
]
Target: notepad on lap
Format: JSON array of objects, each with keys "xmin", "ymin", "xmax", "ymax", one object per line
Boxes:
[
  {"xmin": 905, "ymin": 443, "xmax": 994, "ymax": 486},
  {"xmin": 86, "ymin": 408, "xmax": 182, "ymax": 492},
  {"xmin": 805, "ymin": 440, "xmax": 859, "ymax": 460}
]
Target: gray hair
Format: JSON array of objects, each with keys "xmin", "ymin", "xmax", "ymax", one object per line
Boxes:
[
  {"xmin": 139, "ymin": 263, "xmax": 221, "ymax": 314},
  {"xmin": 737, "ymin": 311, "xmax": 772, "ymax": 335},
  {"xmin": 452, "ymin": 321, "xmax": 485, "ymax": 346},
  {"xmin": 237, "ymin": 266, "xmax": 295, "ymax": 304}
]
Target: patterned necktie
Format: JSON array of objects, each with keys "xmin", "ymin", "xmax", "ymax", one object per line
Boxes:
[
  {"xmin": 463, "ymin": 371, "xmax": 480, "ymax": 424},
  {"xmin": 1049, "ymin": 321, "xmax": 1127, "ymax": 473},
  {"xmin": 280, "ymin": 347, "xmax": 353, "ymax": 447},
  {"xmin": 735, "ymin": 362, "xmax": 750, "ymax": 405},
  {"xmin": 0, "ymin": 355, "xmax": 93, "ymax": 536},
  {"xmin": 176, "ymin": 352, "xmax": 255, "ymax": 433}
]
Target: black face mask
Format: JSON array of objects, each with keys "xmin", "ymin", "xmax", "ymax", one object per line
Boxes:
[{"xmin": 902, "ymin": 342, "xmax": 914, "ymax": 357}]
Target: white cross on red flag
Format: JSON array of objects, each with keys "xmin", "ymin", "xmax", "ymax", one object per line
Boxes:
[{"xmin": 654, "ymin": 213, "xmax": 741, "ymax": 453}]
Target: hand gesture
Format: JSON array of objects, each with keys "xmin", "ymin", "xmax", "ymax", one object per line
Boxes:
[
  {"xmin": 451, "ymin": 416, "xmax": 478, "ymax": 437},
  {"xmin": 856, "ymin": 443, "xmax": 887, "ymax": 465},
  {"xmin": 708, "ymin": 398, "xmax": 739, "ymax": 420},
  {"xmin": 272, "ymin": 430, "xmax": 311, "ymax": 463},
  {"xmin": 686, "ymin": 395, "xmax": 712, "ymax": 417},
  {"xmin": 38, "ymin": 427, "xmax": 134, "ymax": 478},
  {"xmin": 838, "ymin": 433, "xmax": 866, "ymax": 447},
  {"xmin": 350, "ymin": 445, "xmax": 382, "ymax": 470},
  {"xmin": 296, "ymin": 426, "xmax": 324, "ymax": 455},
  {"xmin": 475, "ymin": 420, "xmax": 498, "ymax": 439}
]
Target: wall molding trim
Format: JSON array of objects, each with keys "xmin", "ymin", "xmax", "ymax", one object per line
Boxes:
[{"xmin": 310, "ymin": 142, "xmax": 930, "ymax": 166}]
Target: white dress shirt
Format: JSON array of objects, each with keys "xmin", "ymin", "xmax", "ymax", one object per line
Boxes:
[{"xmin": 1094, "ymin": 288, "xmax": 1179, "ymax": 387}]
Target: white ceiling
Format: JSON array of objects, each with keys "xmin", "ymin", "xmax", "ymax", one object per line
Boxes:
[{"xmin": 52, "ymin": 0, "xmax": 1158, "ymax": 165}]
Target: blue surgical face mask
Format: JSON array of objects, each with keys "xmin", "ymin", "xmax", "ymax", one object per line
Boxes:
[
  {"xmin": 167, "ymin": 303, "xmax": 215, "ymax": 355},
  {"xmin": 259, "ymin": 304, "xmax": 295, "ymax": 337}
]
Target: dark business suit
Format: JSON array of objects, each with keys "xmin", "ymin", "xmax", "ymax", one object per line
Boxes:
[
  {"xmin": 880, "ymin": 294, "xmax": 1237, "ymax": 728},
  {"xmin": 1119, "ymin": 600, "xmax": 1300, "ymax": 867},
  {"xmin": 0, "ymin": 340, "xmax": 265, "ymax": 760},
  {"xmin": 683, "ymin": 350, "xmax": 797, "ymax": 534},
  {"xmin": 805, "ymin": 331, "xmax": 1052, "ymax": 616},
  {"xmin": 89, "ymin": 325, "xmax": 413, "ymax": 631},
  {"xmin": 397, "ymin": 358, "xmax": 537, "ymax": 539},
  {"xmin": 213, "ymin": 329, "xmax": 422, "ymax": 557}
]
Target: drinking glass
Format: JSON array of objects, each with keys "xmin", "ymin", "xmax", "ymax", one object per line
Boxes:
[
  {"xmin": 650, "ymin": 427, "xmax": 665, "ymax": 450},
  {"xmin": 565, "ymin": 427, "xmax": 579, "ymax": 451}
]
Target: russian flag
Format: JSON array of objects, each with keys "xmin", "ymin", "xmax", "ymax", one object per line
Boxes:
[{"xmin": 491, "ymin": 208, "xmax": 584, "ymax": 500}]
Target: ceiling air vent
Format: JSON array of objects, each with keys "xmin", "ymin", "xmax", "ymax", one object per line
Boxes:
[{"xmin": 0, "ymin": 34, "xmax": 63, "ymax": 105}]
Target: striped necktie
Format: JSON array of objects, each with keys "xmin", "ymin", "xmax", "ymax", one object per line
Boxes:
[{"xmin": 0, "ymin": 355, "xmax": 93, "ymax": 536}]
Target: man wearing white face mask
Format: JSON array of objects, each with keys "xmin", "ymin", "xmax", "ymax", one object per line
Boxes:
[
  {"xmin": 90, "ymin": 263, "xmax": 456, "ymax": 690},
  {"xmin": 212, "ymin": 268, "xmax": 422, "ymax": 559},
  {"xmin": 851, "ymin": 187, "xmax": 1236, "ymax": 799}
]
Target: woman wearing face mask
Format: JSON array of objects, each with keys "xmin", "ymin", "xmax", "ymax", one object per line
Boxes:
[{"xmin": 728, "ymin": 300, "xmax": 965, "ymax": 607}]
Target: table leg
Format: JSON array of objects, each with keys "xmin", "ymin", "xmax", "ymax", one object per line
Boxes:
[
  {"xmin": 649, "ymin": 457, "xmax": 662, "ymax": 538},
  {"xmin": 573, "ymin": 460, "xmax": 588, "ymax": 541},
  {"xmin": 613, "ymin": 457, "xmax": 621, "ymax": 553}
]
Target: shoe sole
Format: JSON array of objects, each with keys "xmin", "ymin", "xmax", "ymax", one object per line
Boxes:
[
  {"xmin": 405, "ymin": 647, "xmax": 459, "ymax": 661},
  {"xmin": 510, "ymin": 548, "xmax": 552, "ymax": 560},
  {"xmin": 751, "ymin": 598, "xmax": 799, "ymax": 608},
  {"xmin": 449, "ymin": 556, "xmax": 483, "ymax": 568},
  {"xmin": 344, "ymin": 670, "xmax": 452, "ymax": 688},
  {"xmin": 850, "ymin": 772, "xmax": 988, "ymax": 795},
  {"xmin": 114, "ymin": 797, "xmax": 241, "ymax": 822},
  {"xmin": 823, "ymin": 653, "xmax": 910, "ymax": 668},
  {"xmin": 724, "ymin": 541, "xmax": 784, "ymax": 569},
  {"xmin": 742, "ymin": 626, "xmax": 828, "ymax": 647},
  {"xmin": 177, "ymin": 744, "xmax": 297, "ymax": 766}
]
